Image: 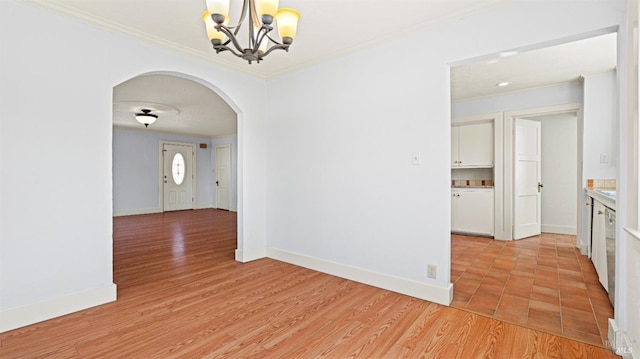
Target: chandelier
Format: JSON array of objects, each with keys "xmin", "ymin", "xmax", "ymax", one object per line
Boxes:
[{"xmin": 202, "ymin": 0, "xmax": 300, "ymax": 64}]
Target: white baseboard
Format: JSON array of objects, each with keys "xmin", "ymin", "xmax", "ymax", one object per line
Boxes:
[
  {"xmin": 267, "ymin": 248, "xmax": 453, "ymax": 306},
  {"xmin": 0, "ymin": 283, "xmax": 117, "ymax": 333},
  {"xmin": 609, "ymin": 318, "xmax": 638, "ymax": 358},
  {"xmin": 542, "ymin": 225, "xmax": 577, "ymax": 235},
  {"xmin": 235, "ymin": 247, "xmax": 267, "ymax": 263},
  {"xmin": 578, "ymin": 242, "xmax": 589, "ymax": 256},
  {"xmin": 196, "ymin": 204, "xmax": 215, "ymax": 210},
  {"xmin": 113, "ymin": 207, "xmax": 162, "ymax": 217}
]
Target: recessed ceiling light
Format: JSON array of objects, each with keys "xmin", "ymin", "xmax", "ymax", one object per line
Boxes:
[
  {"xmin": 486, "ymin": 59, "xmax": 499, "ymax": 64},
  {"xmin": 496, "ymin": 82, "xmax": 510, "ymax": 87},
  {"xmin": 499, "ymin": 51, "xmax": 518, "ymax": 57}
]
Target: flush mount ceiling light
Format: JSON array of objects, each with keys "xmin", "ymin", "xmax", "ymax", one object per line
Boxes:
[
  {"xmin": 202, "ymin": 0, "xmax": 300, "ymax": 64},
  {"xmin": 135, "ymin": 109, "xmax": 158, "ymax": 128},
  {"xmin": 496, "ymin": 82, "xmax": 511, "ymax": 87}
]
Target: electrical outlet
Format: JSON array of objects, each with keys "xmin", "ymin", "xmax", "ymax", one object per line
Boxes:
[{"xmin": 427, "ymin": 265, "xmax": 437, "ymax": 279}]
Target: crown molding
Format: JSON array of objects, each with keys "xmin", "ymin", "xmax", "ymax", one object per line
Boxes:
[{"xmin": 20, "ymin": 0, "xmax": 268, "ymax": 80}]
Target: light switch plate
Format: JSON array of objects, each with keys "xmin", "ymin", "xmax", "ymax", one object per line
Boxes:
[{"xmin": 600, "ymin": 154, "xmax": 609, "ymax": 163}]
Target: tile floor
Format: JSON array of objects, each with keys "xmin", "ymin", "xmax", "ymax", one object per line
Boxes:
[{"xmin": 451, "ymin": 233, "xmax": 614, "ymax": 347}]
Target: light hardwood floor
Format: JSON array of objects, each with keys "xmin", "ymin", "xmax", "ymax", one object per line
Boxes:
[{"xmin": 0, "ymin": 209, "xmax": 618, "ymax": 358}]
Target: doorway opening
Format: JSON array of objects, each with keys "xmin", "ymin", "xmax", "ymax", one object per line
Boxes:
[
  {"xmin": 448, "ymin": 31, "xmax": 616, "ymax": 347},
  {"xmin": 506, "ymin": 105, "xmax": 581, "ymax": 242},
  {"xmin": 112, "ymin": 70, "xmax": 243, "ymax": 276}
]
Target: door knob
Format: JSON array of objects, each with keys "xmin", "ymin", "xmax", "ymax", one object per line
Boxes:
[
  {"xmin": 538, "ymin": 182, "xmax": 544, "ymax": 192},
  {"xmin": 216, "ymin": 180, "xmax": 219, "ymax": 186}
]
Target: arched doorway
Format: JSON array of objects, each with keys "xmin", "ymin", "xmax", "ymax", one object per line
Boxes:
[{"xmin": 111, "ymin": 71, "xmax": 243, "ymax": 270}]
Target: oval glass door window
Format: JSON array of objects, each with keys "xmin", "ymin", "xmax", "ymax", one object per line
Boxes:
[{"xmin": 172, "ymin": 153, "xmax": 185, "ymax": 185}]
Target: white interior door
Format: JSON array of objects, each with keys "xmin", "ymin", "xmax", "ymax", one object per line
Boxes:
[
  {"xmin": 163, "ymin": 143, "xmax": 194, "ymax": 211},
  {"xmin": 513, "ymin": 118, "xmax": 542, "ymax": 239},
  {"xmin": 215, "ymin": 144, "xmax": 231, "ymax": 210}
]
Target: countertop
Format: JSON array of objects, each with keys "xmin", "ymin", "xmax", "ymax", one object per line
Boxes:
[{"xmin": 585, "ymin": 187, "xmax": 616, "ymax": 210}]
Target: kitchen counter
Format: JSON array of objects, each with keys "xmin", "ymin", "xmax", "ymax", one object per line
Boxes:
[{"xmin": 585, "ymin": 187, "xmax": 616, "ymax": 210}]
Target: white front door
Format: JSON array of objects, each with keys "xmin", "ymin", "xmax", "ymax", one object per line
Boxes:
[
  {"xmin": 215, "ymin": 144, "xmax": 231, "ymax": 210},
  {"xmin": 163, "ymin": 143, "xmax": 194, "ymax": 211},
  {"xmin": 513, "ymin": 118, "xmax": 542, "ymax": 240}
]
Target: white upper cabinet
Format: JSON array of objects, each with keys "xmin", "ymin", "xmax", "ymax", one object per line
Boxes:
[{"xmin": 451, "ymin": 122, "xmax": 494, "ymax": 168}]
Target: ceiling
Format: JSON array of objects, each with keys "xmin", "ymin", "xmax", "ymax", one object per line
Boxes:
[
  {"xmin": 451, "ymin": 32, "xmax": 617, "ymax": 101},
  {"xmin": 29, "ymin": 0, "xmax": 509, "ymax": 78},
  {"xmin": 113, "ymin": 74, "xmax": 236, "ymax": 137},
  {"xmin": 30, "ymin": 0, "xmax": 617, "ymax": 136}
]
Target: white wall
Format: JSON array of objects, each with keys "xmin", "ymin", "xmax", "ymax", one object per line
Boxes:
[
  {"xmin": 113, "ymin": 127, "xmax": 221, "ymax": 215},
  {"xmin": 0, "ymin": 0, "xmax": 266, "ymax": 332},
  {"xmin": 614, "ymin": 0, "xmax": 640, "ymax": 355},
  {"xmin": 265, "ymin": 0, "xmax": 625, "ymax": 304},
  {"xmin": 528, "ymin": 113, "xmax": 578, "ymax": 234},
  {"xmin": 583, "ymin": 71, "xmax": 617, "ymax": 182},
  {"xmin": 451, "ymin": 168, "xmax": 494, "ymax": 181}
]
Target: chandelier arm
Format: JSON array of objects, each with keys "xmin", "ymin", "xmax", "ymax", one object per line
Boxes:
[
  {"xmin": 253, "ymin": 26, "xmax": 272, "ymax": 52},
  {"xmin": 233, "ymin": 0, "xmax": 250, "ymax": 32},
  {"xmin": 215, "ymin": 24, "xmax": 247, "ymax": 54},
  {"xmin": 249, "ymin": 0, "xmax": 261, "ymax": 29},
  {"xmin": 261, "ymin": 43, "xmax": 290, "ymax": 57},
  {"xmin": 213, "ymin": 44, "xmax": 244, "ymax": 58},
  {"xmin": 265, "ymin": 33, "xmax": 283, "ymax": 45}
]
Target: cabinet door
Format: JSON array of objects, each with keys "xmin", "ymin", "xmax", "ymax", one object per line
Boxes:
[
  {"xmin": 451, "ymin": 127, "xmax": 460, "ymax": 167},
  {"xmin": 451, "ymin": 190, "xmax": 460, "ymax": 231},
  {"xmin": 458, "ymin": 123, "xmax": 493, "ymax": 167},
  {"xmin": 455, "ymin": 189, "xmax": 494, "ymax": 235},
  {"xmin": 591, "ymin": 201, "xmax": 608, "ymax": 289}
]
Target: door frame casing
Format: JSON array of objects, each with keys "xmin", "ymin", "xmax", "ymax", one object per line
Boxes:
[
  {"xmin": 159, "ymin": 140, "xmax": 197, "ymax": 212},
  {"xmin": 503, "ymin": 103, "xmax": 583, "ymax": 244}
]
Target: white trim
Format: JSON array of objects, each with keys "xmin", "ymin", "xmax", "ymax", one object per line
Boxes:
[
  {"xmin": 235, "ymin": 247, "xmax": 267, "ymax": 263},
  {"xmin": 195, "ymin": 204, "xmax": 215, "ymax": 210},
  {"xmin": 113, "ymin": 207, "xmax": 162, "ymax": 217},
  {"xmin": 21, "ymin": 0, "xmax": 261, "ymax": 79},
  {"xmin": 541, "ymin": 225, "xmax": 577, "ymax": 235},
  {"xmin": 0, "ymin": 284, "xmax": 117, "ymax": 333},
  {"xmin": 504, "ymin": 103, "xmax": 583, "ymax": 245},
  {"xmin": 451, "ymin": 112, "xmax": 500, "ymax": 125},
  {"xmin": 624, "ymin": 227, "xmax": 640, "ymax": 242},
  {"xmin": 267, "ymin": 248, "xmax": 453, "ymax": 306},
  {"xmin": 609, "ymin": 318, "xmax": 639, "ymax": 358}
]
